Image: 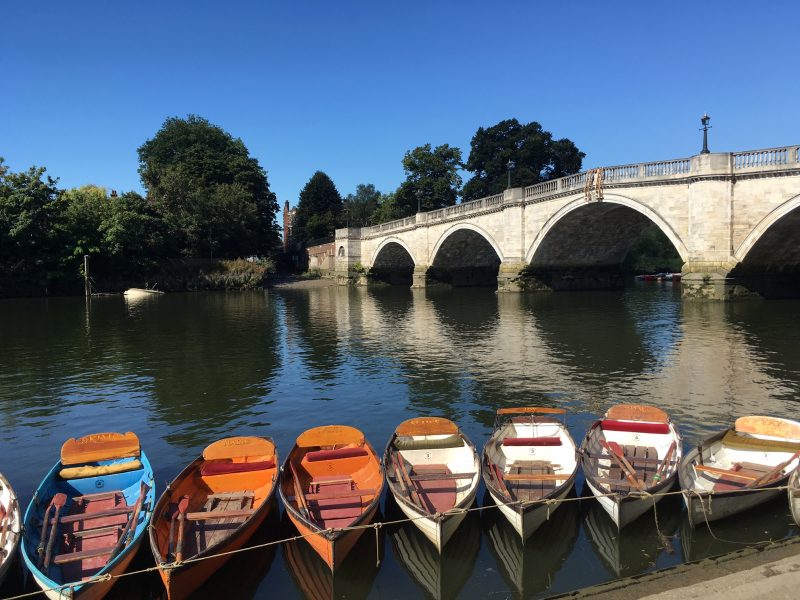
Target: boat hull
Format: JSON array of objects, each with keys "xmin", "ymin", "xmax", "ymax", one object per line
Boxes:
[
  {"xmin": 790, "ymin": 469, "xmax": 800, "ymax": 527},
  {"xmin": 487, "ymin": 475, "xmax": 574, "ymax": 540},
  {"xmin": 0, "ymin": 472, "xmax": 21, "ymax": 589},
  {"xmin": 21, "ymin": 451, "xmax": 155, "ymax": 600},
  {"xmin": 157, "ymin": 500, "xmax": 274, "ymax": 600},
  {"xmin": 392, "ymin": 483, "xmax": 476, "ymax": 552}
]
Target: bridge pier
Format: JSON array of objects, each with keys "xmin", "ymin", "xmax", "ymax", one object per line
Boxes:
[
  {"xmin": 680, "ymin": 261, "xmax": 760, "ymax": 301},
  {"xmin": 411, "ymin": 265, "xmax": 430, "ymax": 289},
  {"xmin": 497, "ymin": 262, "xmax": 530, "ymax": 293}
]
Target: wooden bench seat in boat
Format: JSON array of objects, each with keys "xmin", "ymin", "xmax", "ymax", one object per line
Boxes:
[
  {"xmin": 719, "ymin": 429, "xmax": 800, "ymax": 453},
  {"xmin": 304, "ymin": 477, "xmax": 372, "ymax": 527},
  {"xmin": 305, "ymin": 447, "xmax": 368, "ymax": 462},
  {"xmin": 598, "ymin": 445, "xmax": 659, "ymax": 491},
  {"xmin": 200, "ymin": 459, "xmax": 275, "ymax": 476},
  {"xmin": 695, "ymin": 461, "xmax": 777, "ymax": 491},
  {"xmin": 408, "ymin": 464, "xmax": 457, "ymax": 513},
  {"xmin": 506, "ymin": 460, "xmax": 557, "ymax": 501},
  {"xmin": 183, "ymin": 490, "xmax": 255, "ymax": 555},
  {"xmin": 600, "ymin": 420, "xmax": 670, "ymax": 435}
]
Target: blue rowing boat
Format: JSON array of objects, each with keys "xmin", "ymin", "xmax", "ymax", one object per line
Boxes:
[{"xmin": 20, "ymin": 432, "xmax": 155, "ymax": 599}]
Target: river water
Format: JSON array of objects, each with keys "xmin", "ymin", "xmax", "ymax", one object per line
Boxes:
[{"xmin": 1, "ymin": 283, "xmax": 798, "ymax": 599}]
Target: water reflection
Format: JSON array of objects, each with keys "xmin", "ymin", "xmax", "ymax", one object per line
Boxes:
[
  {"xmin": 2, "ymin": 284, "xmax": 800, "ymax": 599},
  {"xmin": 483, "ymin": 492, "xmax": 580, "ymax": 599},
  {"xmin": 387, "ymin": 497, "xmax": 481, "ymax": 600},
  {"xmin": 583, "ymin": 492, "xmax": 682, "ymax": 578}
]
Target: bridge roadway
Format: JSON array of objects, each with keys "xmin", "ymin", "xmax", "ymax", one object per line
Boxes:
[{"xmin": 333, "ymin": 146, "xmax": 800, "ymax": 300}]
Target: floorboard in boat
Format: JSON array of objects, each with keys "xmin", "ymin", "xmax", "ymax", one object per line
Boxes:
[{"xmin": 189, "ymin": 492, "xmax": 253, "ymax": 555}]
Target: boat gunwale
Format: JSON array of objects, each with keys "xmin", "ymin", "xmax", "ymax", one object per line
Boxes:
[
  {"xmin": 278, "ymin": 437, "xmax": 384, "ymax": 541},
  {"xmin": 21, "ymin": 451, "xmax": 155, "ymax": 595},
  {"xmin": 481, "ymin": 420, "xmax": 579, "ymax": 517},
  {"xmin": 148, "ymin": 440, "xmax": 280, "ymax": 566},
  {"xmin": 383, "ymin": 429, "xmax": 480, "ymax": 523}
]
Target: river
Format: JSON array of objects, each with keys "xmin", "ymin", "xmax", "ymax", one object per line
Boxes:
[{"xmin": 1, "ymin": 283, "xmax": 798, "ymax": 598}]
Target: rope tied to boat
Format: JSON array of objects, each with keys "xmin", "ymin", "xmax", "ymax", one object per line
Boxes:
[
  {"xmin": 4, "ymin": 483, "xmax": 795, "ymax": 600},
  {"xmin": 372, "ymin": 522, "xmax": 383, "ymax": 567}
]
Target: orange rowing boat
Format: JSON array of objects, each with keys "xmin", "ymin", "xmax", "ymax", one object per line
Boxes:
[
  {"xmin": 148, "ymin": 436, "xmax": 279, "ymax": 599},
  {"xmin": 279, "ymin": 425, "xmax": 384, "ymax": 571}
]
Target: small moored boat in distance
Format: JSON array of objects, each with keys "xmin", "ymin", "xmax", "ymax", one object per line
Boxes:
[
  {"xmin": 0, "ymin": 471, "xmax": 21, "ymax": 588},
  {"xmin": 384, "ymin": 417, "xmax": 480, "ymax": 553},
  {"xmin": 149, "ymin": 436, "xmax": 279, "ymax": 600},
  {"xmin": 482, "ymin": 407, "xmax": 578, "ymax": 541},
  {"xmin": 680, "ymin": 415, "xmax": 800, "ymax": 527},
  {"xmin": 21, "ymin": 432, "xmax": 155, "ymax": 600},
  {"xmin": 279, "ymin": 425, "xmax": 383, "ymax": 571},
  {"xmin": 122, "ymin": 288, "xmax": 164, "ymax": 299},
  {"xmin": 580, "ymin": 404, "xmax": 681, "ymax": 529}
]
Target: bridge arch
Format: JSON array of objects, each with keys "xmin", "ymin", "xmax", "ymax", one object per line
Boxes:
[
  {"xmin": 525, "ymin": 193, "xmax": 689, "ymax": 265},
  {"xmin": 370, "ymin": 236, "xmax": 418, "ymax": 266},
  {"xmin": 429, "ymin": 223, "xmax": 504, "ymax": 287},
  {"xmin": 734, "ymin": 193, "xmax": 800, "ymax": 262},
  {"xmin": 430, "ymin": 223, "xmax": 504, "ymax": 264}
]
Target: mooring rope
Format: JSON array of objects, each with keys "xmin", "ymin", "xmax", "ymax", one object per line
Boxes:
[{"xmin": 2, "ymin": 483, "xmax": 794, "ymax": 600}]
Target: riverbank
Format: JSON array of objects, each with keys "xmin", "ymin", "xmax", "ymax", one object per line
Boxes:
[
  {"xmin": 267, "ymin": 274, "xmax": 336, "ymax": 290},
  {"xmin": 554, "ymin": 535, "xmax": 800, "ymax": 599}
]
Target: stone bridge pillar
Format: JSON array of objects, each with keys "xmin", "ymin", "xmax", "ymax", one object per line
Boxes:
[
  {"xmin": 411, "ymin": 265, "xmax": 430, "ymax": 289},
  {"xmin": 496, "ymin": 262, "xmax": 529, "ymax": 293}
]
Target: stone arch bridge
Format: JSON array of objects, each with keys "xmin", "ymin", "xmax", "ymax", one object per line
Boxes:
[{"xmin": 335, "ymin": 146, "xmax": 800, "ymax": 300}]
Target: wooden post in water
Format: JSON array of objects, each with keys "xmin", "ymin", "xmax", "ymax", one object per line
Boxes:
[{"xmin": 84, "ymin": 254, "xmax": 90, "ymax": 297}]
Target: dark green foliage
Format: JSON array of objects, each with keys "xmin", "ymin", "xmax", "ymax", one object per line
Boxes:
[
  {"xmin": 624, "ymin": 224, "xmax": 682, "ymax": 273},
  {"xmin": 292, "ymin": 171, "xmax": 343, "ymax": 244},
  {"xmin": 345, "ymin": 183, "xmax": 381, "ymax": 227},
  {"xmin": 0, "ymin": 159, "xmax": 65, "ymax": 282},
  {"xmin": 138, "ymin": 115, "xmax": 279, "ymax": 257},
  {"xmin": 463, "ymin": 119, "xmax": 584, "ymax": 201},
  {"xmin": 371, "ymin": 192, "xmax": 401, "ymax": 224},
  {"xmin": 394, "ymin": 144, "xmax": 462, "ymax": 217}
]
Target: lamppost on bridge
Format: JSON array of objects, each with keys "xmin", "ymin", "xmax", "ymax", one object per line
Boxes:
[
  {"xmin": 700, "ymin": 113, "xmax": 711, "ymax": 154},
  {"xmin": 506, "ymin": 159, "xmax": 515, "ymax": 189}
]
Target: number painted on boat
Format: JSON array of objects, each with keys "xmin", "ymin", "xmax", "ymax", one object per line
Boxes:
[
  {"xmin": 95, "ymin": 479, "xmax": 104, "ymax": 488},
  {"xmin": 634, "ymin": 434, "xmax": 640, "ymax": 442},
  {"xmin": 425, "ymin": 452, "xmax": 431, "ymax": 460},
  {"xmin": 529, "ymin": 448, "xmax": 536, "ymax": 455}
]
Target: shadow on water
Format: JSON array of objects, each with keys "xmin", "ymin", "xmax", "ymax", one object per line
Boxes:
[
  {"xmin": 282, "ymin": 507, "xmax": 383, "ymax": 600},
  {"xmin": 483, "ymin": 490, "xmax": 580, "ymax": 599},
  {"xmin": 582, "ymin": 488, "xmax": 682, "ymax": 579},
  {"xmin": 385, "ymin": 494, "xmax": 481, "ymax": 600}
]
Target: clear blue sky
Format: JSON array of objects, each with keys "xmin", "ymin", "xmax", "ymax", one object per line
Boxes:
[{"xmin": 2, "ymin": 1, "xmax": 799, "ymax": 206}]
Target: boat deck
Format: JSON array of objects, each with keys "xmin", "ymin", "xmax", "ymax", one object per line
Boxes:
[
  {"xmin": 506, "ymin": 460, "xmax": 556, "ymax": 501},
  {"xmin": 184, "ymin": 491, "xmax": 254, "ymax": 556}
]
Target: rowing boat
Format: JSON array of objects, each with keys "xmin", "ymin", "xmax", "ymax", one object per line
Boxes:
[
  {"xmin": 789, "ymin": 467, "xmax": 800, "ymax": 528},
  {"xmin": 680, "ymin": 415, "xmax": 800, "ymax": 527},
  {"xmin": 482, "ymin": 407, "xmax": 578, "ymax": 540},
  {"xmin": 20, "ymin": 432, "xmax": 155, "ymax": 600},
  {"xmin": 0, "ymin": 472, "xmax": 21, "ymax": 588},
  {"xmin": 149, "ymin": 436, "xmax": 279, "ymax": 599},
  {"xmin": 384, "ymin": 417, "xmax": 480, "ymax": 552},
  {"xmin": 580, "ymin": 404, "xmax": 682, "ymax": 529},
  {"xmin": 279, "ymin": 425, "xmax": 383, "ymax": 571}
]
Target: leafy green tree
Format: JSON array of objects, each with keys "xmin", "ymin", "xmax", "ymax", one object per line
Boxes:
[
  {"xmin": 99, "ymin": 191, "xmax": 164, "ymax": 276},
  {"xmin": 371, "ymin": 192, "xmax": 401, "ymax": 225},
  {"xmin": 624, "ymin": 224, "xmax": 682, "ymax": 273},
  {"xmin": 394, "ymin": 144, "xmax": 462, "ymax": 217},
  {"xmin": 0, "ymin": 159, "xmax": 66, "ymax": 281},
  {"xmin": 137, "ymin": 115, "xmax": 279, "ymax": 257},
  {"xmin": 292, "ymin": 171, "xmax": 343, "ymax": 244},
  {"xmin": 463, "ymin": 119, "xmax": 584, "ymax": 201},
  {"xmin": 344, "ymin": 183, "xmax": 381, "ymax": 227}
]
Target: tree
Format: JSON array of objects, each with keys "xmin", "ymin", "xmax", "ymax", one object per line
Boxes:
[
  {"xmin": 371, "ymin": 192, "xmax": 401, "ymax": 225},
  {"xmin": 137, "ymin": 115, "xmax": 279, "ymax": 257},
  {"xmin": 394, "ymin": 144, "xmax": 462, "ymax": 218},
  {"xmin": 0, "ymin": 159, "xmax": 65, "ymax": 281},
  {"xmin": 462, "ymin": 119, "xmax": 584, "ymax": 201},
  {"xmin": 292, "ymin": 171, "xmax": 343, "ymax": 244},
  {"xmin": 344, "ymin": 183, "xmax": 381, "ymax": 227}
]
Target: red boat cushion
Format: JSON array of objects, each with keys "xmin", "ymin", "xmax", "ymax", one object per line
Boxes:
[
  {"xmin": 502, "ymin": 437, "xmax": 562, "ymax": 446},
  {"xmin": 200, "ymin": 459, "xmax": 275, "ymax": 476},
  {"xmin": 600, "ymin": 420, "xmax": 670, "ymax": 435},
  {"xmin": 306, "ymin": 447, "xmax": 368, "ymax": 462}
]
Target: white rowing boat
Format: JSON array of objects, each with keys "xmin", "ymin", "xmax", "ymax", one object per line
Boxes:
[
  {"xmin": 482, "ymin": 407, "xmax": 578, "ymax": 540},
  {"xmin": 580, "ymin": 404, "xmax": 682, "ymax": 529},
  {"xmin": 384, "ymin": 417, "xmax": 480, "ymax": 553},
  {"xmin": 0, "ymin": 472, "xmax": 21, "ymax": 588},
  {"xmin": 789, "ymin": 467, "xmax": 800, "ymax": 528},
  {"xmin": 680, "ymin": 415, "xmax": 800, "ymax": 527},
  {"xmin": 123, "ymin": 288, "xmax": 164, "ymax": 299}
]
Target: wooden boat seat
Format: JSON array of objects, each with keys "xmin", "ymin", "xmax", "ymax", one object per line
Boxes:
[
  {"xmin": 600, "ymin": 445, "xmax": 659, "ymax": 491},
  {"xmin": 606, "ymin": 404, "xmax": 668, "ymax": 423},
  {"xmin": 695, "ymin": 461, "xmax": 778, "ymax": 491},
  {"xmin": 200, "ymin": 459, "xmax": 275, "ymax": 476},
  {"xmin": 305, "ymin": 478, "xmax": 369, "ymax": 527},
  {"xmin": 503, "ymin": 437, "xmax": 561, "ymax": 446},
  {"xmin": 506, "ymin": 460, "xmax": 556, "ymax": 501},
  {"xmin": 510, "ymin": 416, "xmax": 560, "ymax": 425},
  {"xmin": 600, "ymin": 420, "xmax": 670, "ymax": 435},
  {"xmin": 184, "ymin": 491, "xmax": 255, "ymax": 555},
  {"xmin": 305, "ymin": 447, "xmax": 368, "ymax": 462},
  {"xmin": 408, "ymin": 464, "xmax": 457, "ymax": 513}
]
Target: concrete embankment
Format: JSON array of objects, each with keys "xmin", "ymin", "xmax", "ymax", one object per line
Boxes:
[{"xmin": 552, "ymin": 536, "xmax": 800, "ymax": 600}]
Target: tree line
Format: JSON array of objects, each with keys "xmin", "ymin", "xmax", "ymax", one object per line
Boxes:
[
  {"xmin": 0, "ymin": 116, "xmax": 280, "ymax": 292},
  {"xmin": 291, "ymin": 118, "xmax": 585, "ymax": 244}
]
